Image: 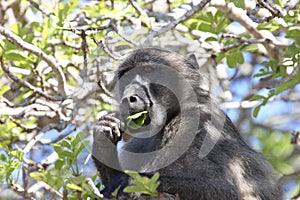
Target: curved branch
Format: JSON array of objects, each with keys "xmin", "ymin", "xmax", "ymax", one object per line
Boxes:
[
  {"xmin": 0, "ymin": 26, "xmax": 66, "ymax": 95},
  {"xmin": 0, "ymin": 58, "xmax": 67, "ymax": 101}
]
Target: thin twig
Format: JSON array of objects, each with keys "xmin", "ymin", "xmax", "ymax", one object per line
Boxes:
[
  {"xmin": 39, "ymin": 124, "xmax": 76, "ymax": 144},
  {"xmin": 80, "ymin": 30, "xmax": 88, "ymax": 79},
  {"xmin": 113, "ymin": 27, "xmax": 137, "ymax": 47},
  {"xmin": 22, "ymin": 166, "xmax": 29, "ymax": 199},
  {"xmin": 9, "ymin": 116, "xmax": 37, "ymax": 132},
  {"xmin": 221, "ymin": 33, "xmax": 272, "ymax": 52},
  {"xmin": 247, "ymin": 3, "xmax": 274, "ymax": 23},
  {"xmin": 129, "ymin": 0, "xmax": 147, "ymax": 17},
  {"xmin": 257, "ymin": 0, "xmax": 284, "ymax": 18},
  {"xmin": 291, "ymin": 130, "xmax": 300, "ymax": 146},
  {"xmin": 92, "ymin": 37, "xmax": 125, "ymax": 60},
  {"xmin": 0, "ymin": 96, "xmax": 37, "ymax": 108},
  {"xmin": 27, "ymin": 0, "xmax": 52, "ymax": 17}
]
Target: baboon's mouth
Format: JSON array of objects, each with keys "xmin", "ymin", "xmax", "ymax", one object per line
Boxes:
[{"xmin": 126, "ymin": 111, "xmax": 148, "ymax": 129}]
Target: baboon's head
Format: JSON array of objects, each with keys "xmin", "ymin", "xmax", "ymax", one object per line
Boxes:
[{"xmin": 113, "ymin": 48, "xmax": 186, "ymax": 133}]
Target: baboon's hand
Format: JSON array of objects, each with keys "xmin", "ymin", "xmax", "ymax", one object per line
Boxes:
[{"xmin": 93, "ymin": 113, "xmax": 125, "ymax": 145}]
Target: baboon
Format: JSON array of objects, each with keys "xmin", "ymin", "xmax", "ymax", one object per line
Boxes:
[{"xmin": 92, "ymin": 48, "xmax": 281, "ymax": 200}]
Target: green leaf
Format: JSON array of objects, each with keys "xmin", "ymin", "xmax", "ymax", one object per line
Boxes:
[
  {"xmin": 216, "ymin": 18, "xmax": 230, "ymax": 33},
  {"xmin": 249, "ymin": 95, "xmax": 266, "ymax": 101},
  {"xmin": 285, "ymin": 44, "xmax": 300, "ymax": 58},
  {"xmin": 232, "ymin": 0, "xmax": 245, "ymax": 9},
  {"xmin": 125, "ymin": 170, "xmax": 143, "ymax": 181},
  {"xmin": 66, "ymin": 183, "xmax": 82, "ymax": 191},
  {"xmin": 276, "ymin": 79, "xmax": 299, "ymax": 94},
  {"xmin": 11, "ymin": 22, "xmax": 24, "ymax": 36},
  {"xmin": 127, "ymin": 111, "xmax": 148, "ymax": 129},
  {"xmin": 74, "ymin": 143, "xmax": 86, "ymax": 157},
  {"xmin": 214, "ymin": 10, "xmax": 224, "ymax": 22},
  {"xmin": 127, "ymin": 111, "xmax": 148, "ymax": 120},
  {"xmin": 286, "ymin": 29, "xmax": 300, "ymax": 39},
  {"xmin": 257, "ymin": 22, "xmax": 280, "ymax": 31},
  {"xmin": 124, "ymin": 170, "xmax": 159, "ymax": 197},
  {"xmin": 60, "ymin": 140, "xmax": 72, "ymax": 149},
  {"xmin": 57, "ymin": 0, "xmax": 79, "ymax": 26},
  {"xmin": 198, "ymin": 23, "xmax": 216, "ymax": 33},
  {"xmin": 41, "ymin": 17, "xmax": 53, "ymax": 48},
  {"xmin": 149, "ymin": 172, "xmax": 160, "ymax": 186},
  {"xmin": 236, "ymin": 52, "xmax": 244, "ymax": 64},
  {"xmin": 226, "ymin": 52, "xmax": 244, "ymax": 68},
  {"xmin": 30, "ymin": 172, "xmax": 44, "ymax": 181},
  {"xmin": 54, "ymin": 159, "xmax": 64, "ymax": 169},
  {"xmin": 0, "ymin": 84, "xmax": 10, "ymax": 96},
  {"xmin": 253, "ymin": 104, "xmax": 262, "ymax": 118},
  {"xmin": 273, "ymin": 0, "xmax": 284, "ymax": 7},
  {"xmin": 205, "ymin": 37, "xmax": 218, "ymax": 42},
  {"xmin": 226, "ymin": 54, "xmax": 236, "ymax": 68},
  {"xmin": 216, "ymin": 53, "xmax": 226, "ymax": 62},
  {"xmin": 0, "ymin": 154, "xmax": 7, "ymax": 162},
  {"xmin": 123, "ymin": 185, "xmax": 148, "ymax": 193},
  {"xmin": 197, "ymin": 12, "xmax": 214, "ymax": 24},
  {"xmin": 59, "ymin": 150, "xmax": 74, "ymax": 158},
  {"xmin": 253, "ymin": 71, "xmax": 273, "ymax": 78},
  {"xmin": 269, "ymin": 60, "xmax": 278, "ymax": 72},
  {"xmin": 189, "ymin": 21, "xmax": 199, "ymax": 30},
  {"xmin": 5, "ymin": 51, "xmax": 28, "ymax": 62},
  {"xmin": 243, "ymin": 44, "xmax": 259, "ymax": 52},
  {"xmin": 53, "ymin": 145, "xmax": 62, "ymax": 155}
]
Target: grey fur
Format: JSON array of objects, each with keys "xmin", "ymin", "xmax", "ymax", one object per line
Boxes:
[{"xmin": 92, "ymin": 48, "xmax": 281, "ymax": 200}]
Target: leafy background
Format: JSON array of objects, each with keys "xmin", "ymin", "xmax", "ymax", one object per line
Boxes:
[{"xmin": 0, "ymin": 0, "xmax": 299, "ymax": 199}]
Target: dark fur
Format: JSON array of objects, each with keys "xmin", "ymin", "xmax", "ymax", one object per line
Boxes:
[{"xmin": 92, "ymin": 48, "xmax": 281, "ymax": 200}]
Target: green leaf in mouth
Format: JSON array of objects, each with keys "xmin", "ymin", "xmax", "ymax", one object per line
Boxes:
[{"xmin": 126, "ymin": 111, "xmax": 148, "ymax": 129}]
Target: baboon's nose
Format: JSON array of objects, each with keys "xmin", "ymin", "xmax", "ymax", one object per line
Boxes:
[{"xmin": 120, "ymin": 95, "xmax": 145, "ymax": 115}]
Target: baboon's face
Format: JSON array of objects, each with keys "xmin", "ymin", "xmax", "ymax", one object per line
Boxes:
[{"xmin": 116, "ymin": 64, "xmax": 180, "ymax": 130}]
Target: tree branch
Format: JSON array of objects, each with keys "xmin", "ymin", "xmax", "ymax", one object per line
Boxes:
[
  {"xmin": 22, "ymin": 122, "xmax": 68, "ymax": 155},
  {"xmin": 85, "ymin": 178, "xmax": 103, "ymax": 198},
  {"xmin": 0, "ymin": 26, "xmax": 66, "ymax": 95},
  {"xmin": 27, "ymin": 181, "xmax": 63, "ymax": 198},
  {"xmin": 146, "ymin": 0, "xmax": 211, "ymax": 40},
  {"xmin": 210, "ymin": 0, "xmax": 281, "ymax": 60},
  {"xmin": 0, "ymin": 58, "xmax": 67, "ymax": 101}
]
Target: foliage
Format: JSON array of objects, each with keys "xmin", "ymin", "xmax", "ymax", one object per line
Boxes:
[
  {"xmin": 30, "ymin": 133, "xmax": 97, "ymax": 199},
  {"xmin": 0, "ymin": 0, "xmax": 299, "ymax": 199},
  {"xmin": 124, "ymin": 171, "xmax": 160, "ymax": 197}
]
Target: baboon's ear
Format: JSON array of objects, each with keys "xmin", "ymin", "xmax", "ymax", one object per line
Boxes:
[{"xmin": 185, "ymin": 53, "xmax": 200, "ymax": 69}]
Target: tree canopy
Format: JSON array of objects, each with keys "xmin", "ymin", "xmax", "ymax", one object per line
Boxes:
[{"xmin": 0, "ymin": 0, "xmax": 299, "ymax": 199}]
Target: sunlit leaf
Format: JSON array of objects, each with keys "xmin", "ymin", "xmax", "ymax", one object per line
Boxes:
[
  {"xmin": 127, "ymin": 111, "xmax": 148, "ymax": 129},
  {"xmin": 243, "ymin": 44, "xmax": 259, "ymax": 52},
  {"xmin": 257, "ymin": 22, "xmax": 280, "ymax": 31},
  {"xmin": 124, "ymin": 170, "xmax": 159, "ymax": 197},
  {"xmin": 66, "ymin": 183, "xmax": 82, "ymax": 191},
  {"xmin": 232, "ymin": 0, "xmax": 245, "ymax": 9},
  {"xmin": 253, "ymin": 104, "xmax": 262, "ymax": 118}
]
